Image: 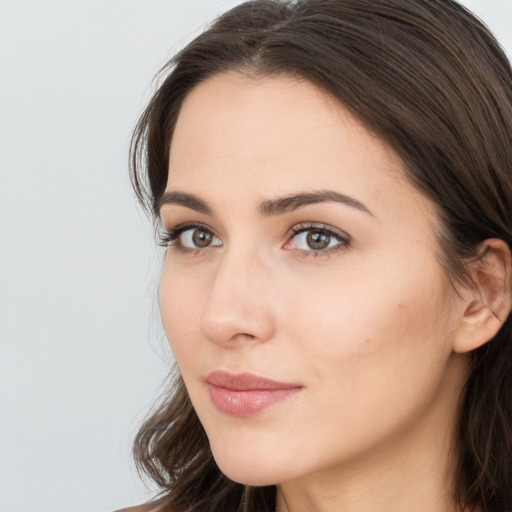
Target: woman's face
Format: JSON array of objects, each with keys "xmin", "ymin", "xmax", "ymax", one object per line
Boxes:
[{"xmin": 159, "ymin": 73, "xmax": 468, "ymax": 488}]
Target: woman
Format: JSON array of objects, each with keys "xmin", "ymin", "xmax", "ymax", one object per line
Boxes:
[{"xmin": 123, "ymin": 0, "xmax": 512, "ymax": 511}]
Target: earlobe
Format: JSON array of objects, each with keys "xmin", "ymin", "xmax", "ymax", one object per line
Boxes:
[{"xmin": 453, "ymin": 239, "xmax": 512, "ymax": 354}]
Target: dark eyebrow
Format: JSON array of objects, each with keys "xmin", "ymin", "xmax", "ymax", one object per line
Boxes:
[
  {"xmin": 158, "ymin": 189, "xmax": 373, "ymax": 217},
  {"xmin": 158, "ymin": 191, "xmax": 212, "ymax": 215},
  {"xmin": 259, "ymin": 190, "xmax": 373, "ymax": 217}
]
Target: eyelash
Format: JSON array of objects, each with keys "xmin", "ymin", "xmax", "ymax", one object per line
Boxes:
[
  {"xmin": 286, "ymin": 223, "xmax": 350, "ymax": 257},
  {"xmin": 159, "ymin": 222, "xmax": 215, "ymax": 255},
  {"xmin": 159, "ymin": 222, "xmax": 351, "ymax": 257}
]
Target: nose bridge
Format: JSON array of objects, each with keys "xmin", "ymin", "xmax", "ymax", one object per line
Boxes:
[{"xmin": 200, "ymin": 242, "xmax": 275, "ymax": 346}]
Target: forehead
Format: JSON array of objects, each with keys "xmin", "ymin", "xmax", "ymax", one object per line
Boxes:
[
  {"xmin": 172, "ymin": 72, "xmax": 377, "ymax": 157},
  {"xmin": 167, "ymin": 72, "xmax": 435, "ymax": 225}
]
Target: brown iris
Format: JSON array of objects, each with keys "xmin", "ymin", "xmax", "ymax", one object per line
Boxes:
[
  {"xmin": 192, "ymin": 229, "xmax": 213, "ymax": 247},
  {"xmin": 307, "ymin": 231, "xmax": 330, "ymax": 250}
]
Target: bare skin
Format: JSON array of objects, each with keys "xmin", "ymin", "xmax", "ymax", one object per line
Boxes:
[{"xmin": 155, "ymin": 72, "xmax": 510, "ymax": 512}]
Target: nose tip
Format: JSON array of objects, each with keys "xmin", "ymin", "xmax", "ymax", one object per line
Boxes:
[
  {"xmin": 200, "ymin": 317, "xmax": 274, "ymax": 348},
  {"xmin": 199, "ymin": 257, "xmax": 275, "ymax": 347},
  {"xmin": 200, "ymin": 293, "xmax": 275, "ymax": 347}
]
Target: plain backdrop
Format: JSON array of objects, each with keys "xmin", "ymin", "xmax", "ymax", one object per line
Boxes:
[{"xmin": 0, "ymin": 1, "xmax": 511, "ymax": 511}]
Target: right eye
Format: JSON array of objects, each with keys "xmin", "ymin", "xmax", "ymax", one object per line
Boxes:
[{"xmin": 161, "ymin": 223, "xmax": 222, "ymax": 252}]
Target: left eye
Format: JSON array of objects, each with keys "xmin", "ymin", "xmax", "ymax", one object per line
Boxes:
[
  {"xmin": 180, "ymin": 227, "xmax": 219, "ymax": 248},
  {"xmin": 286, "ymin": 226, "xmax": 349, "ymax": 252},
  {"xmin": 160, "ymin": 223, "xmax": 222, "ymax": 251},
  {"xmin": 178, "ymin": 227, "xmax": 222, "ymax": 249}
]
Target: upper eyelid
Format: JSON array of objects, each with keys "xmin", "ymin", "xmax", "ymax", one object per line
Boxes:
[
  {"xmin": 162, "ymin": 221, "xmax": 351, "ymax": 247},
  {"xmin": 159, "ymin": 221, "xmax": 216, "ymax": 242},
  {"xmin": 287, "ymin": 223, "xmax": 350, "ymax": 239},
  {"xmin": 164, "ymin": 221, "xmax": 349, "ymax": 236},
  {"xmin": 165, "ymin": 221, "xmax": 216, "ymax": 235}
]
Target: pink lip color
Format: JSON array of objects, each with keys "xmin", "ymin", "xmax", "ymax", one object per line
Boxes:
[{"xmin": 205, "ymin": 371, "xmax": 302, "ymax": 417}]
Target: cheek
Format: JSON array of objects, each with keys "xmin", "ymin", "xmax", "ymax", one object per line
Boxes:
[
  {"xmin": 275, "ymin": 270, "xmax": 455, "ymax": 459},
  {"xmin": 281, "ymin": 258, "xmax": 453, "ymax": 388},
  {"xmin": 159, "ymin": 262, "xmax": 205, "ymax": 363}
]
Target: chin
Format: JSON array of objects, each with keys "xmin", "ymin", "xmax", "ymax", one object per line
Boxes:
[
  {"xmin": 209, "ymin": 444, "xmax": 290, "ymax": 486},
  {"xmin": 215, "ymin": 463, "xmax": 281, "ymax": 487}
]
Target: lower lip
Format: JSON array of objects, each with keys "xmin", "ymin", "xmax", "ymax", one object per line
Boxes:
[{"xmin": 207, "ymin": 384, "xmax": 301, "ymax": 417}]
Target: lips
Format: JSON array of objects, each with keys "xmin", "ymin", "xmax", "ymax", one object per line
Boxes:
[{"xmin": 205, "ymin": 370, "xmax": 302, "ymax": 417}]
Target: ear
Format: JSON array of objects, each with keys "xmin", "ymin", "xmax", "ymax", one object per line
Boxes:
[{"xmin": 453, "ymin": 238, "xmax": 512, "ymax": 354}]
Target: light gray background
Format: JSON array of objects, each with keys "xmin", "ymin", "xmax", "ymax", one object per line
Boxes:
[{"xmin": 0, "ymin": 1, "xmax": 510, "ymax": 511}]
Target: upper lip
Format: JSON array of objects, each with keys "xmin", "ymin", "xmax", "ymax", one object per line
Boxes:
[{"xmin": 205, "ymin": 370, "xmax": 302, "ymax": 391}]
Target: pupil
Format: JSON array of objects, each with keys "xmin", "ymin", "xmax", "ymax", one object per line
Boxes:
[
  {"xmin": 193, "ymin": 229, "xmax": 212, "ymax": 247},
  {"xmin": 307, "ymin": 231, "xmax": 330, "ymax": 250}
]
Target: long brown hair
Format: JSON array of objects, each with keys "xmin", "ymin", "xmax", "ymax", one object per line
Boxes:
[{"xmin": 130, "ymin": 1, "xmax": 512, "ymax": 510}]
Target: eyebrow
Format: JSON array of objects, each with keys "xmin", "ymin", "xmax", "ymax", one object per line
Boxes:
[
  {"xmin": 259, "ymin": 190, "xmax": 373, "ymax": 217},
  {"xmin": 158, "ymin": 189, "xmax": 373, "ymax": 217},
  {"xmin": 158, "ymin": 191, "xmax": 212, "ymax": 215}
]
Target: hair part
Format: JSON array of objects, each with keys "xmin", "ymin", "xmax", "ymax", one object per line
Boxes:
[{"xmin": 130, "ymin": 1, "xmax": 512, "ymax": 510}]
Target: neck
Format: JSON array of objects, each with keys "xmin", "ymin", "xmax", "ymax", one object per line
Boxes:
[{"xmin": 276, "ymin": 449, "xmax": 457, "ymax": 512}]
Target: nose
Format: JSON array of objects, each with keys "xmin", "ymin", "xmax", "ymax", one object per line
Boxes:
[{"xmin": 200, "ymin": 247, "xmax": 276, "ymax": 347}]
